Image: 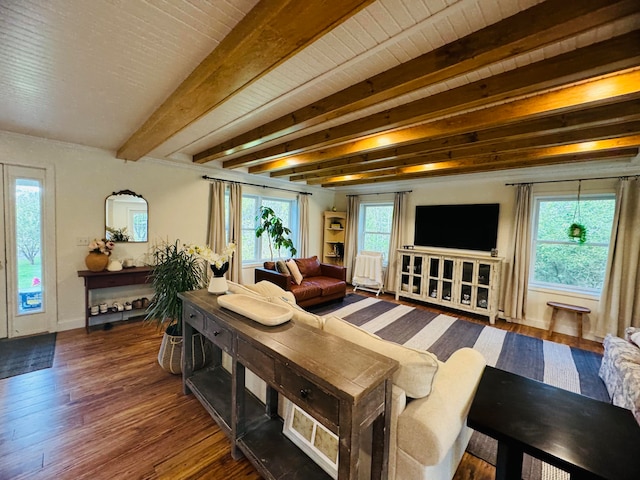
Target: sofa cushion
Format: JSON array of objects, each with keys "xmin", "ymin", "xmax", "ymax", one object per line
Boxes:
[
  {"xmin": 286, "ymin": 259, "xmax": 303, "ymax": 285},
  {"xmin": 323, "ymin": 315, "xmax": 439, "ymax": 398},
  {"xmin": 276, "ymin": 259, "xmax": 290, "ymax": 275},
  {"xmin": 245, "ymin": 280, "xmax": 295, "ymax": 303},
  {"xmin": 295, "ymin": 256, "xmax": 322, "ymax": 278},
  {"xmin": 305, "ymin": 277, "xmax": 346, "ymax": 296},
  {"xmin": 268, "ymin": 295, "xmax": 324, "ymax": 329},
  {"xmin": 289, "ymin": 282, "xmax": 322, "ymax": 302}
]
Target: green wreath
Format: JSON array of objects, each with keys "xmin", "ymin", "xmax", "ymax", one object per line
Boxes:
[{"xmin": 568, "ymin": 222, "xmax": 587, "ymax": 244}]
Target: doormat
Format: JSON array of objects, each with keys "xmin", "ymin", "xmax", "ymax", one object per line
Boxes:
[{"xmin": 0, "ymin": 332, "xmax": 56, "ymax": 379}]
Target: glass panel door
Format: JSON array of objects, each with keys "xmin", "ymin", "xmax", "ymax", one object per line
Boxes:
[
  {"xmin": 0, "ymin": 166, "xmax": 6, "ymax": 338},
  {"xmin": 4, "ymin": 165, "xmax": 56, "ymax": 337}
]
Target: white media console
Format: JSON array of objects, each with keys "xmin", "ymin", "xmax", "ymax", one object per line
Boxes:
[{"xmin": 395, "ymin": 248, "xmax": 502, "ymax": 323}]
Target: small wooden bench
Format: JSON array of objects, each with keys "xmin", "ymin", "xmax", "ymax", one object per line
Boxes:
[{"xmin": 546, "ymin": 301, "xmax": 591, "ymax": 339}]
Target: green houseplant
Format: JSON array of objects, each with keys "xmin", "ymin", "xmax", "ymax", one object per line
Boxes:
[
  {"xmin": 255, "ymin": 206, "xmax": 297, "ymax": 261},
  {"xmin": 145, "ymin": 240, "xmax": 208, "ymax": 374}
]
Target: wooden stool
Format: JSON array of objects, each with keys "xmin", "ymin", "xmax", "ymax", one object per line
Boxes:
[{"xmin": 546, "ymin": 301, "xmax": 591, "ymax": 339}]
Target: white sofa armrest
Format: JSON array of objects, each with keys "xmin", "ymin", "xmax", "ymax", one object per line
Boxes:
[{"xmin": 396, "ymin": 348, "xmax": 486, "ymax": 466}]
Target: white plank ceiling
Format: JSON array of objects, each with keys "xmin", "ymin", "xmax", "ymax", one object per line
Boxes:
[{"xmin": 1, "ymin": 0, "xmax": 639, "ymax": 190}]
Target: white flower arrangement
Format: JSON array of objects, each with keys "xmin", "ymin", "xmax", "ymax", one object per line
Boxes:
[
  {"xmin": 88, "ymin": 238, "xmax": 115, "ymax": 256},
  {"xmin": 184, "ymin": 243, "xmax": 236, "ymax": 269}
]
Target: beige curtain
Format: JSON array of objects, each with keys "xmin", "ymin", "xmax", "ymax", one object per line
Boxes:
[
  {"xmin": 228, "ymin": 183, "xmax": 242, "ymax": 283},
  {"xmin": 503, "ymin": 184, "xmax": 532, "ymax": 321},
  {"xmin": 597, "ymin": 178, "xmax": 640, "ymax": 337},
  {"xmin": 207, "ymin": 180, "xmax": 227, "ymax": 278},
  {"xmin": 344, "ymin": 195, "xmax": 360, "ymax": 283},
  {"xmin": 384, "ymin": 192, "xmax": 406, "ymax": 292},
  {"xmin": 298, "ymin": 194, "xmax": 309, "ymax": 258}
]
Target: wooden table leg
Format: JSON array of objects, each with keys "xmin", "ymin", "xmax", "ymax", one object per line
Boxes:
[
  {"xmin": 496, "ymin": 441, "xmax": 523, "ymax": 480},
  {"xmin": 548, "ymin": 307, "xmax": 558, "ymax": 334},
  {"xmin": 576, "ymin": 312, "xmax": 583, "ymax": 339}
]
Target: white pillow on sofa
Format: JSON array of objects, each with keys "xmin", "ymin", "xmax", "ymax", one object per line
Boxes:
[
  {"xmin": 323, "ymin": 315, "xmax": 439, "ymax": 398},
  {"xmin": 245, "ymin": 280, "xmax": 296, "ymax": 303}
]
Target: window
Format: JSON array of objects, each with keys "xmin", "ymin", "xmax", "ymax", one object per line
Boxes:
[
  {"xmin": 359, "ymin": 203, "xmax": 394, "ymax": 263},
  {"xmin": 530, "ymin": 194, "xmax": 615, "ymax": 295},
  {"xmin": 241, "ymin": 194, "xmax": 297, "ymax": 263}
]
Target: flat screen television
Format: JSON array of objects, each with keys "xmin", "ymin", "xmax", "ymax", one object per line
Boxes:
[{"xmin": 414, "ymin": 203, "xmax": 499, "ymax": 252}]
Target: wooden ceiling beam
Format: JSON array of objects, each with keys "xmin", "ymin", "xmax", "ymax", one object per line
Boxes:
[
  {"xmin": 115, "ymin": 0, "xmax": 374, "ymax": 161},
  {"xmin": 193, "ymin": 0, "xmax": 640, "ymax": 164},
  {"xmin": 223, "ymin": 31, "xmax": 640, "ymax": 169},
  {"xmin": 280, "ymin": 98, "xmax": 640, "ymax": 180},
  {"xmin": 252, "ymin": 70, "xmax": 640, "ymax": 175},
  {"xmin": 292, "ymin": 120, "xmax": 640, "ymax": 182},
  {"xmin": 315, "ymin": 136, "xmax": 640, "ymax": 187},
  {"xmin": 318, "ymin": 148, "xmax": 638, "ymax": 187}
]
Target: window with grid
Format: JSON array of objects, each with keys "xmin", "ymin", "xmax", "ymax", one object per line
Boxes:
[
  {"xmin": 358, "ymin": 203, "xmax": 394, "ymax": 264},
  {"xmin": 529, "ymin": 194, "xmax": 615, "ymax": 295},
  {"xmin": 241, "ymin": 195, "xmax": 297, "ymax": 263}
]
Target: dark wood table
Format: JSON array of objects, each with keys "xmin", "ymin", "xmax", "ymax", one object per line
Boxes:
[{"xmin": 468, "ymin": 366, "xmax": 640, "ymax": 480}]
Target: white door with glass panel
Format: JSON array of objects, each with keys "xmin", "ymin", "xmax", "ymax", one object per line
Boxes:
[{"xmin": 1, "ymin": 165, "xmax": 56, "ymax": 338}]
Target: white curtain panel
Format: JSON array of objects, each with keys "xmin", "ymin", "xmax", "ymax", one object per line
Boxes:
[
  {"xmin": 344, "ymin": 196, "xmax": 360, "ymax": 283},
  {"xmin": 384, "ymin": 191, "xmax": 406, "ymax": 292},
  {"xmin": 503, "ymin": 184, "xmax": 532, "ymax": 321},
  {"xmin": 228, "ymin": 182, "xmax": 242, "ymax": 283},
  {"xmin": 298, "ymin": 194, "xmax": 309, "ymax": 258},
  {"xmin": 597, "ymin": 178, "xmax": 640, "ymax": 337}
]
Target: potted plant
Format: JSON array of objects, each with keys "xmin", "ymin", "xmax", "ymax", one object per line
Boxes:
[
  {"xmin": 145, "ymin": 240, "xmax": 208, "ymax": 374},
  {"xmin": 568, "ymin": 222, "xmax": 587, "ymax": 244},
  {"xmin": 255, "ymin": 206, "xmax": 297, "ymax": 261}
]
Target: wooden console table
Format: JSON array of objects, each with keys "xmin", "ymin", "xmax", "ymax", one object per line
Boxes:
[
  {"xmin": 179, "ymin": 289, "xmax": 399, "ymax": 480},
  {"xmin": 77, "ymin": 266, "xmax": 152, "ymax": 332}
]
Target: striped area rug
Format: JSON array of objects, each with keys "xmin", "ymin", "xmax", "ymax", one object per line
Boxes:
[{"xmin": 310, "ymin": 294, "xmax": 610, "ymax": 480}]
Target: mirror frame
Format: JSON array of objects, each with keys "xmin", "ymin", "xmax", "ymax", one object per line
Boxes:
[{"xmin": 105, "ymin": 189, "xmax": 148, "ymax": 242}]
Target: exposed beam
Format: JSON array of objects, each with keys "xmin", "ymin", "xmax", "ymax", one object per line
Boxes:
[
  {"xmin": 292, "ymin": 119, "xmax": 640, "ymax": 182},
  {"xmin": 319, "ymin": 149, "xmax": 639, "ymax": 187},
  {"xmin": 116, "ymin": 0, "xmax": 374, "ymax": 161},
  {"xmin": 193, "ymin": 0, "xmax": 640, "ymax": 164},
  {"xmin": 280, "ymin": 98, "xmax": 640, "ymax": 180},
  {"xmin": 252, "ymin": 69, "xmax": 640, "ymax": 176},
  {"xmin": 317, "ymin": 137, "xmax": 640, "ymax": 187},
  {"xmin": 224, "ymin": 31, "xmax": 640, "ymax": 169}
]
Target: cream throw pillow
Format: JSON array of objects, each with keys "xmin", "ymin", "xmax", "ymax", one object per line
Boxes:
[
  {"xmin": 286, "ymin": 259, "xmax": 303, "ymax": 285},
  {"xmin": 245, "ymin": 280, "xmax": 296, "ymax": 303},
  {"xmin": 323, "ymin": 316, "xmax": 439, "ymax": 398},
  {"xmin": 268, "ymin": 295, "xmax": 324, "ymax": 329}
]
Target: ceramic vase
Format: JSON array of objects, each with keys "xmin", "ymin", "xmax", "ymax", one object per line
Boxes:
[
  {"xmin": 85, "ymin": 252, "xmax": 109, "ymax": 272},
  {"xmin": 208, "ymin": 262, "xmax": 229, "ymax": 294},
  {"xmin": 208, "ymin": 276, "xmax": 228, "ymax": 295}
]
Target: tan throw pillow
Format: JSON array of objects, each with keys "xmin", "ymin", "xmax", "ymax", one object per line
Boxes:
[
  {"xmin": 323, "ymin": 315, "xmax": 439, "ymax": 399},
  {"xmin": 286, "ymin": 259, "xmax": 303, "ymax": 285},
  {"xmin": 276, "ymin": 260, "xmax": 290, "ymax": 275},
  {"xmin": 295, "ymin": 256, "xmax": 322, "ymax": 277}
]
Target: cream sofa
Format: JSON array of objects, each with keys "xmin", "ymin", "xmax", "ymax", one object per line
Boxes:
[{"xmin": 228, "ymin": 281, "xmax": 486, "ymax": 480}]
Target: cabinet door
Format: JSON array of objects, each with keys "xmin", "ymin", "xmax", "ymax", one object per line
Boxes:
[
  {"xmin": 441, "ymin": 259, "xmax": 454, "ymax": 302},
  {"xmin": 476, "ymin": 263, "xmax": 492, "ymax": 310},
  {"xmin": 459, "ymin": 261, "xmax": 474, "ymax": 306}
]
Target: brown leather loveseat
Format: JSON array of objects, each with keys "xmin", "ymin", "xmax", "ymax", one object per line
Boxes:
[{"xmin": 254, "ymin": 256, "xmax": 346, "ymax": 308}]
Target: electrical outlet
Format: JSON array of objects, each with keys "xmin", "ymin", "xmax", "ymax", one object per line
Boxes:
[{"xmin": 77, "ymin": 237, "xmax": 89, "ymax": 246}]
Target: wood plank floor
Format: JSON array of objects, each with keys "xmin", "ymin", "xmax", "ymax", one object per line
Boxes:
[{"xmin": 0, "ymin": 290, "xmax": 602, "ymax": 480}]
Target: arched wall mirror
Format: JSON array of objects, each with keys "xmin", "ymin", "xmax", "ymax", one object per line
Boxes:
[{"xmin": 105, "ymin": 190, "xmax": 148, "ymax": 242}]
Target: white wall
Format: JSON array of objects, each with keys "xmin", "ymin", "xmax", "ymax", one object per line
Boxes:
[
  {"xmin": 332, "ymin": 169, "xmax": 637, "ymax": 341},
  {"xmin": 0, "ymin": 131, "xmax": 334, "ymax": 332}
]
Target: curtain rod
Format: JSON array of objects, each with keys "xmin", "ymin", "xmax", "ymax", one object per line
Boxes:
[
  {"xmin": 202, "ymin": 175, "xmax": 312, "ymax": 195},
  {"xmin": 346, "ymin": 190, "xmax": 412, "ymax": 197},
  {"xmin": 505, "ymin": 175, "xmax": 639, "ymax": 186}
]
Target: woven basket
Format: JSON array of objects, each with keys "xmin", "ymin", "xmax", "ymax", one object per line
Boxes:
[{"xmin": 157, "ymin": 330, "xmax": 209, "ymax": 375}]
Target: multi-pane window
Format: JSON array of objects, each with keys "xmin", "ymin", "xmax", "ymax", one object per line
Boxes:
[
  {"xmin": 241, "ymin": 194, "xmax": 297, "ymax": 263},
  {"xmin": 530, "ymin": 195, "xmax": 615, "ymax": 295},
  {"xmin": 359, "ymin": 203, "xmax": 394, "ymax": 263}
]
